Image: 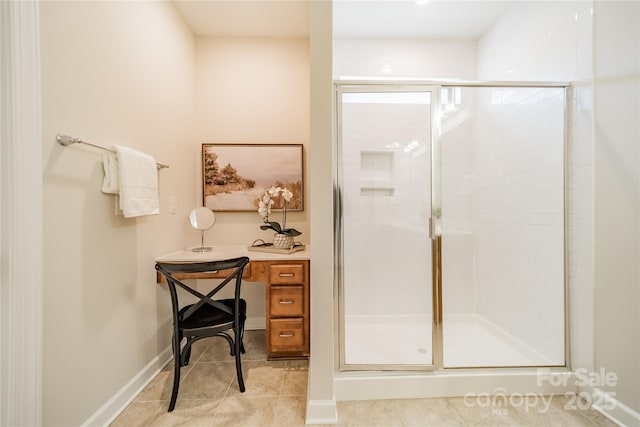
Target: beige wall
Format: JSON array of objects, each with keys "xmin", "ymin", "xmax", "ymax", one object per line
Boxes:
[
  {"xmin": 40, "ymin": 2, "xmax": 197, "ymax": 425},
  {"xmin": 593, "ymin": 0, "xmax": 640, "ymax": 419},
  {"xmin": 306, "ymin": 0, "xmax": 336, "ymax": 423},
  {"xmin": 194, "ymin": 37, "xmax": 310, "ymax": 245}
]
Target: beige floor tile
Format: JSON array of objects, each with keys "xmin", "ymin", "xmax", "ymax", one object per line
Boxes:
[
  {"xmin": 211, "ymin": 397, "xmax": 278, "ymax": 427},
  {"xmin": 510, "ymin": 394, "xmax": 616, "ymax": 427},
  {"xmin": 148, "ymin": 399, "xmax": 222, "ymax": 427},
  {"xmin": 281, "ymin": 369, "xmax": 308, "ymax": 397},
  {"xmin": 575, "ymin": 408, "xmax": 620, "ymax": 427},
  {"xmin": 336, "ymin": 400, "xmax": 404, "ymax": 426},
  {"xmin": 243, "ymin": 330, "xmax": 269, "ymax": 361},
  {"xmin": 225, "ymin": 360, "xmax": 287, "ymax": 398},
  {"xmin": 392, "ymin": 398, "xmax": 466, "ymax": 426},
  {"xmin": 186, "ymin": 338, "xmax": 211, "ymax": 363},
  {"xmin": 449, "ymin": 394, "xmax": 604, "ymax": 427},
  {"xmin": 549, "ymin": 394, "xmax": 619, "ymax": 427},
  {"xmin": 177, "ymin": 362, "xmax": 235, "ymax": 400},
  {"xmin": 135, "ymin": 363, "xmax": 194, "ymax": 402},
  {"xmin": 447, "ymin": 396, "xmax": 529, "ymax": 426},
  {"xmin": 274, "ymin": 396, "xmax": 307, "ymax": 427},
  {"xmin": 285, "ymin": 359, "xmax": 309, "ymax": 370},
  {"xmin": 198, "ymin": 337, "xmax": 237, "ymax": 363},
  {"xmin": 110, "ymin": 401, "xmax": 164, "ymax": 427},
  {"xmin": 197, "ymin": 330, "xmax": 267, "ymax": 363},
  {"xmin": 505, "ymin": 394, "xmax": 595, "ymax": 426}
]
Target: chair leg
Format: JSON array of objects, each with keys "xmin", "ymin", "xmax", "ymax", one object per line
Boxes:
[
  {"xmin": 183, "ymin": 338, "xmax": 193, "ymax": 366},
  {"xmin": 240, "ymin": 318, "xmax": 246, "ymax": 354},
  {"xmin": 168, "ymin": 334, "xmax": 181, "ymax": 412},
  {"xmin": 234, "ymin": 327, "xmax": 245, "ymax": 392},
  {"xmin": 167, "ymin": 353, "xmax": 180, "ymax": 412}
]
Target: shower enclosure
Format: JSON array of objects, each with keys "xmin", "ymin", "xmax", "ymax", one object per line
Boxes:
[{"xmin": 336, "ymin": 82, "xmax": 567, "ymax": 370}]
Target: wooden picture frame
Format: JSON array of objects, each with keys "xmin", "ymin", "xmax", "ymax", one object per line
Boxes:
[{"xmin": 202, "ymin": 144, "xmax": 304, "ymax": 212}]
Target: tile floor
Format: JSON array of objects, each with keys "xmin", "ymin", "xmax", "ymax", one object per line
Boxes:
[{"xmin": 111, "ymin": 330, "xmax": 618, "ymax": 427}]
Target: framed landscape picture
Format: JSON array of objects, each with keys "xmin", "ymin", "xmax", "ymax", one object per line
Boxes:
[{"xmin": 201, "ymin": 144, "xmax": 304, "ymax": 212}]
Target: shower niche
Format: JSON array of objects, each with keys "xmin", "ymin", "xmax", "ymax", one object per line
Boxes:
[{"xmin": 360, "ymin": 151, "xmax": 395, "ymax": 197}]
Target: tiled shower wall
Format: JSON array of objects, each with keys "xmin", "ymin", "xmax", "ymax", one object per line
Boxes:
[
  {"xmin": 472, "ymin": 86, "xmax": 566, "ymax": 363},
  {"xmin": 441, "ymin": 93, "xmax": 475, "ymax": 316},
  {"xmin": 477, "ymin": 1, "xmax": 595, "ymax": 369}
]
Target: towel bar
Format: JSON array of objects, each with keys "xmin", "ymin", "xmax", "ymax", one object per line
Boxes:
[{"xmin": 56, "ymin": 133, "xmax": 169, "ymax": 169}]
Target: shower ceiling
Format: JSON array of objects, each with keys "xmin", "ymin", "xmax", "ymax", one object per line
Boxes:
[
  {"xmin": 172, "ymin": 0, "xmax": 510, "ymax": 39},
  {"xmin": 333, "ymin": 1, "xmax": 510, "ymax": 39}
]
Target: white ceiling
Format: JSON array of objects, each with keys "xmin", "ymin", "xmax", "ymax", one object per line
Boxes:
[
  {"xmin": 334, "ymin": 1, "xmax": 511, "ymax": 39},
  {"xmin": 173, "ymin": 1, "xmax": 311, "ymax": 38},
  {"xmin": 173, "ymin": 0, "xmax": 511, "ymax": 40}
]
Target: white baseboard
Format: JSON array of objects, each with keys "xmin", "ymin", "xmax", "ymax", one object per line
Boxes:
[
  {"xmin": 81, "ymin": 346, "xmax": 173, "ymax": 427},
  {"xmin": 590, "ymin": 388, "xmax": 640, "ymax": 427},
  {"xmin": 305, "ymin": 398, "xmax": 338, "ymax": 425},
  {"xmin": 245, "ymin": 316, "xmax": 266, "ymax": 330}
]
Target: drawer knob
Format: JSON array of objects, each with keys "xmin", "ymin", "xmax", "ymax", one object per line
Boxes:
[
  {"xmin": 279, "ymin": 331, "xmax": 295, "ymax": 338},
  {"xmin": 278, "ymin": 299, "xmax": 295, "ymax": 304},
  {"xmin": 279, "ymin": 273, "xmax": 295, "ymax": 277}
]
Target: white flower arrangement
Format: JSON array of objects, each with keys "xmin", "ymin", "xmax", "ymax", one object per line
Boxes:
[{"xmin": 258, "ymin": 186, "xmax": 301, "ymax": 237}]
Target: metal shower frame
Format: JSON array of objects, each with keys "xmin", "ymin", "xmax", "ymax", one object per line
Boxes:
[{"xmin": 334, "ymin": 79, "xmax": 571, "ymax": 372}]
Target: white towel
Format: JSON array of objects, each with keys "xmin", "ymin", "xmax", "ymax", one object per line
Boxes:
[
  {"xmin": 115, "ymin": 145, "xmax": 159, "ymax": 218},
  {"xmin": 101, "ymin": 152, "xmax": 120, "ymax": 194}
]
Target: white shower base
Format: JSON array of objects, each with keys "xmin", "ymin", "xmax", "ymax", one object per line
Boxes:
[
  {"xmin": 344, "ymin": 314, "xmax": 553, "ymax": 367},
  {"xmin": 345, "ymin": 315, "xmax": 433, "ymax": 365},
  {"xmin": 337, "ymin": 313, "xmax": 570, "ymax": 403},
  {"xmin": 444, "ymin": 314, "xmax": 554, "ymax": 367}
]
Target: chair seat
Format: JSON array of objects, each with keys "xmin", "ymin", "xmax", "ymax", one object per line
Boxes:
[{"xmin": 179, "ymin": 298, "xmax": 246, "ymax": 333}]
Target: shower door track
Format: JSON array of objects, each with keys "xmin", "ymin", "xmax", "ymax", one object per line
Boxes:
[{"xmin": 334, "ymin": 79, "xmax": 571, "ymax": 372}]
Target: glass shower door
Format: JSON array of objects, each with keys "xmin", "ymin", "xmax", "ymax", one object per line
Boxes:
[
  {"xmin": 337, "ymin": 86, "xmax": 438, "ymax": 369},
  {"xmin": 440, "ymin": 86, "xmax": 566, "ymax": 367},
  {"xmin": 337, "ymin": 83, "xmax": 567, "ymax": 371}
]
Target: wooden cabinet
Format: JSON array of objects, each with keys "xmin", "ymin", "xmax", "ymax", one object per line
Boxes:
[{"xmin": 265, "ymin": 261, "xmax": 310, "ymax": 359}]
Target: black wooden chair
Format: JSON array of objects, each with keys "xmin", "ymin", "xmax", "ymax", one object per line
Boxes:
[{"xmin": 155, "ymin": 256, "xmax": 250, "ymax": 412}]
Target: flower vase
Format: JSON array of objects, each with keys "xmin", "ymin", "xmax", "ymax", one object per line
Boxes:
[{"xmin": 273, "ymin": 233, "xmax": 294, "ymax": 249}]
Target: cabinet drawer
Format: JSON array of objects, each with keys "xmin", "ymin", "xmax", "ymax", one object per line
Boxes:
[
  {"xmin": 269, "ymin": 318, "xmax": 304, "ymax": 352},
  {"xmin": 208, "ymin": 263, "xmax": 251, "ymax": 279},
  {"xmin": 269, "ymin": 264, "xmax": 304, "ymax": 284},
  {"xmin": 270, "ymin": 286, "xmax": 304, "ymax": 317}
]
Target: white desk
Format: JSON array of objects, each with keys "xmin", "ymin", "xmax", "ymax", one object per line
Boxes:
[
  {"xmin": 155, "ymin": 245, "xmax": 311, "ymax": 359},
  {"xmin": 155, "ymin": 245, "xmax": 311, "ymax": 263}
]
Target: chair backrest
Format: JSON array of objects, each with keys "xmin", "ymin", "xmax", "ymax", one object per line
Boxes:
[{"xmin": 155, "ymin": 256, "xmax": 250, "ymax": 326}]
